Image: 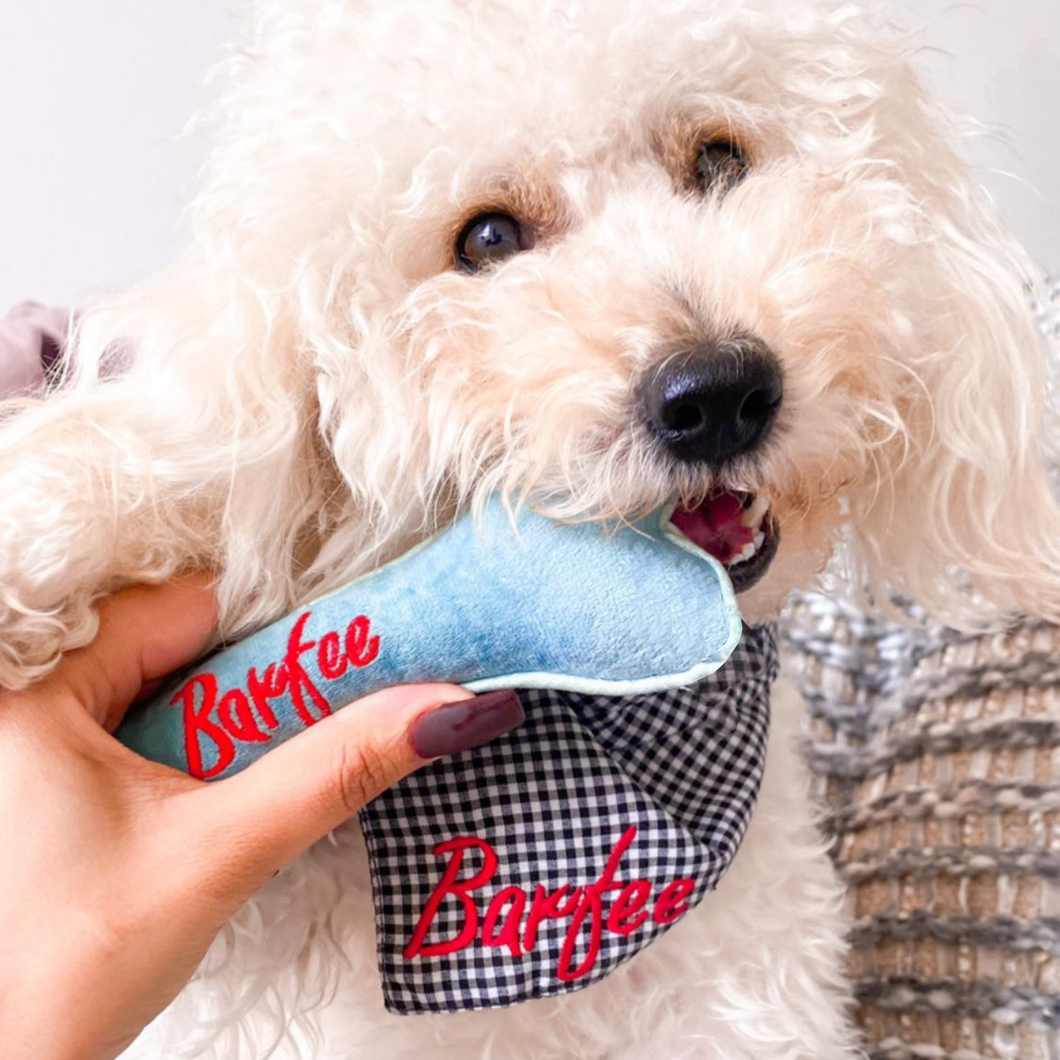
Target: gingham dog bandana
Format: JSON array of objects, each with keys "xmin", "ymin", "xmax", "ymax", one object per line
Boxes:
[{"xmin": 360, "ymin": 623, "xmax": 776, "ymax": 1015}]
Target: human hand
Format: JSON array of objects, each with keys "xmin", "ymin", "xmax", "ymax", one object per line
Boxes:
[{"xmin": 0, "ymin": 575, "xmax": 523, "ymax": 1060}]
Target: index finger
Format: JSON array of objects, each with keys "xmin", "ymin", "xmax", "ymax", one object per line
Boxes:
[{"xmin": 34, "ymin": 574, "xmax": 220, "ymax": 731}]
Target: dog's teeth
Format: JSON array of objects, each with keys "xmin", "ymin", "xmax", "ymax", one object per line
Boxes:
[
  {"xmin": 729, "ymin": 529, "xmax": 766, "ymax": 568},
  {"xmin": 740, "ymin": 496, "xmax": 769, "ymax": 532},
  {"xmin": 730, "ymin": 542, "xmax": 755, "ymax": 565}
]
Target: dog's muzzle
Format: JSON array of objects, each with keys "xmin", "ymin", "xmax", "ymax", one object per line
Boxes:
[{"xmin": 638, "ymin": 337, "xmax": 783, "ymax": 468}]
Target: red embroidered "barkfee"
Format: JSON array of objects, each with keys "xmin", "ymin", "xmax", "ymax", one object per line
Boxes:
[
  {"xmin": 403, "ymin": 825, "xmax": 697, "ymax": 982},
  {"xmin": 171, "ymin": 609, "xmax": 381, "ymax": 779}
]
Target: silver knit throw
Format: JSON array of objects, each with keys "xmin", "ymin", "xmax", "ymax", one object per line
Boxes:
[{"xmin": 782, "ymin": 277, "xmax": 1060, "ymax": 1060}]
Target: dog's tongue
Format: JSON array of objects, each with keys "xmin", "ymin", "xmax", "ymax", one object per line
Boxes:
[{"xmin": 670, "ymin": 491, "xmax": 755, "ymax": 566}]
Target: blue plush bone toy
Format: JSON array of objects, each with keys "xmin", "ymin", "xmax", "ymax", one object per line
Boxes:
[{"xmin": 117, "ymin": 497, "xmax": 743, "ymax": 780}]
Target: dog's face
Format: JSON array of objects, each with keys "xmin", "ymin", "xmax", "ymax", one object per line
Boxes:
[{"xmin": 172, "ymin": 0, "xmax": 1060, "ymax": 626}]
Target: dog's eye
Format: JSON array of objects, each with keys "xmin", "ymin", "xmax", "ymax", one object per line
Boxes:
[
  {"xmin": 695, "ymin": 140, "xmax": 748, "ymax": 195},
  {"xmin": 456, "ymin": 213, "xmax": 526, "ymax": 272}
]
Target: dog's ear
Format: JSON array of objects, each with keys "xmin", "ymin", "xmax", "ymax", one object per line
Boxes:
[
  {"xmin": 60, "ymin": 271, "xmax": 334, "ymax": 634},
  {"xmin": 850, "ymin": 128, "xmax": 1060, "ymax": 628}
]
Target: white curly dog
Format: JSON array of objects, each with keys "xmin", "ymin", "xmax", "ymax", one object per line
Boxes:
[{"xmin": 3, "ymin": 1, "xmax": 1058, "ymax": 1057}]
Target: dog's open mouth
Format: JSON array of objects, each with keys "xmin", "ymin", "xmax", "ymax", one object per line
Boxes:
[{"xmin": 668, "ymin": 491, "xmax": 779, "ymax": 593}]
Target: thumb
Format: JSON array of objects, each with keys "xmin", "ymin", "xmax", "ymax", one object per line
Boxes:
[{"xmin": 186, "ymin": 685, "xmax": 524, "ymax": 888}]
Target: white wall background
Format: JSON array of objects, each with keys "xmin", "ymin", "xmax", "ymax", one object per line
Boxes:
[
  {"xmin": 889, "ymin": 0, "xmax": 1060, "ymax": 274},
  {"xmin": 0, "ymin": 1, "xmax": 243, "ymax": 310},
  {"xmin": 1, "ymin": 1, "xmax": 1057, "ymax": 311}
]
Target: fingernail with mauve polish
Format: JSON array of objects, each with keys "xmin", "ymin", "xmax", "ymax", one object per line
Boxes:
[{"xmin": 411, "ymin": 690, "xmax": 525, "ymax": 760}]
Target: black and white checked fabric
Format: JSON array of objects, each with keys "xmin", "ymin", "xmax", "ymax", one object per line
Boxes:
[{"xmin": 359, "ymin": 624, "xmax": 777, "ymax": 1015}]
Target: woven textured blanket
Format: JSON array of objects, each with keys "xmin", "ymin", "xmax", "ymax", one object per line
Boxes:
[{"xmin": 781, "ymin": 276, "xmax": 1060, "ymax": 1060}]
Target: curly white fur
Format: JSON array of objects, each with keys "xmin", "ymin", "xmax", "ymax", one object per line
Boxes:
[
  {"xmin": 2, "ymin": 0, "xmax": 1058, "ymax": 1057},
  {"xmin": 132, "ymin": 688, "xmax": 859, "ymax": 1060}
]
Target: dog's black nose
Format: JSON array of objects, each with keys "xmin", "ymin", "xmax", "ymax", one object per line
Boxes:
[{"xmin": 639, "ymin": 339, "xmax": 783, "ymax": 467}]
